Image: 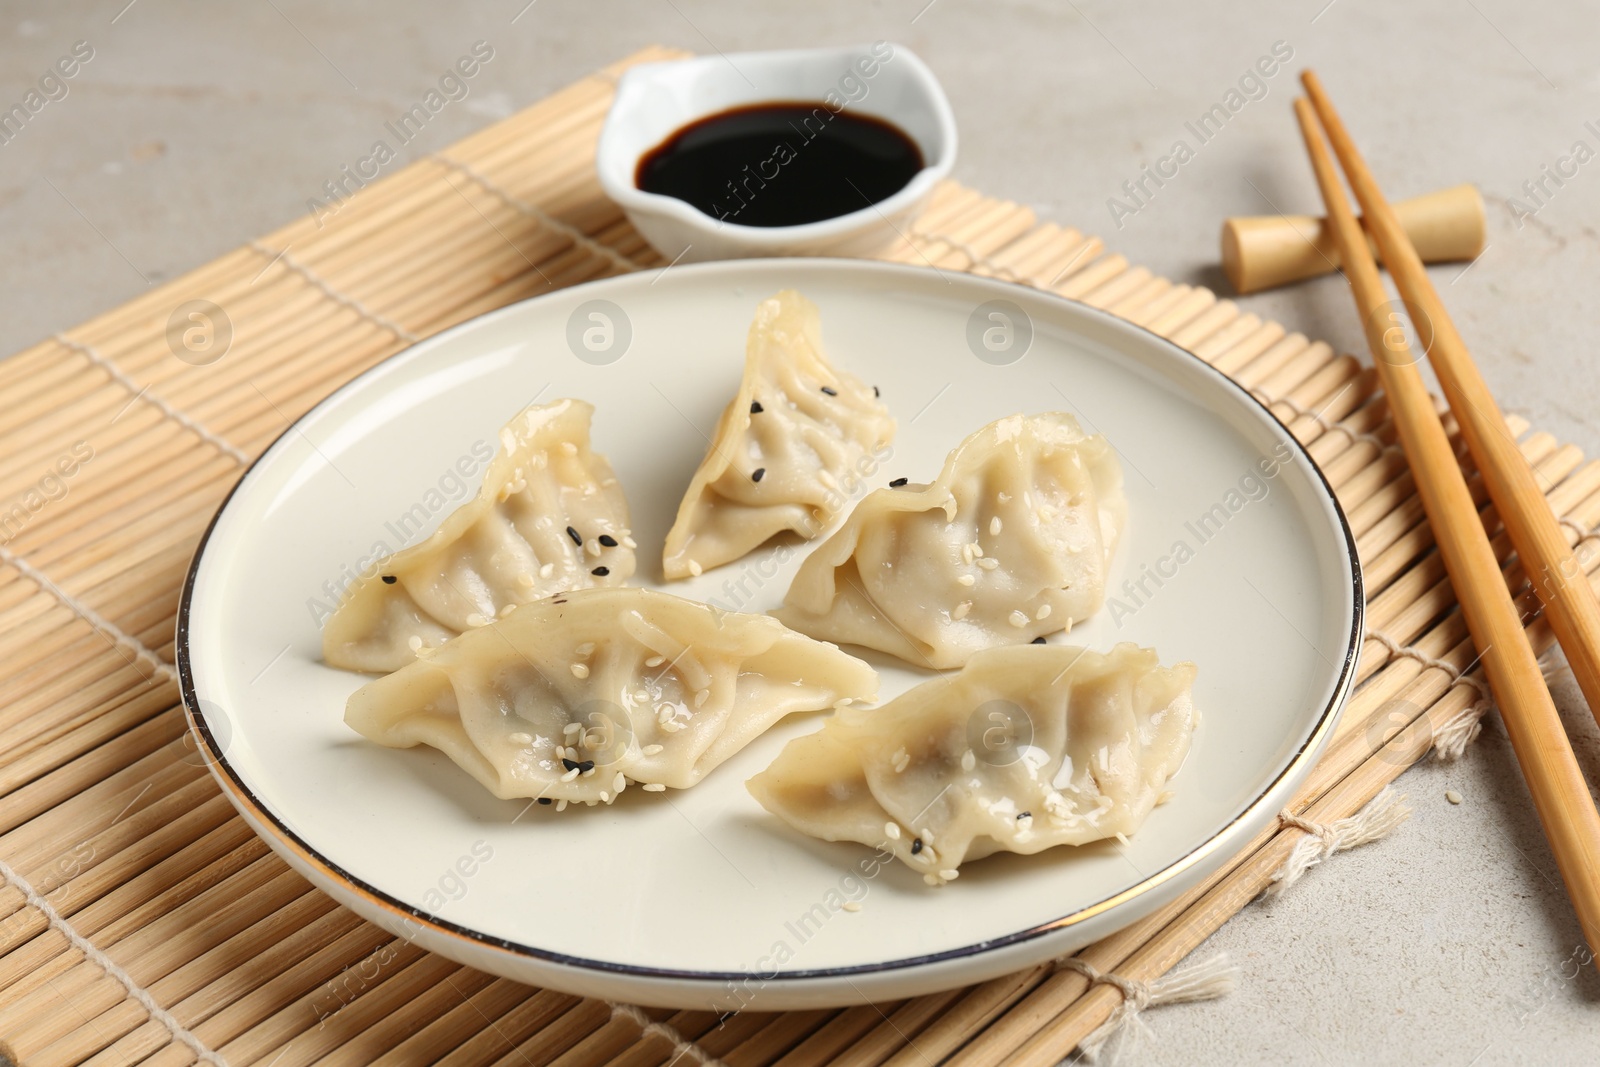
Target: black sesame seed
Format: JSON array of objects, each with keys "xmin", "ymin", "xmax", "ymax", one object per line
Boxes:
[
  {"xmin": 591, "ymin": 565, "xmax": 610, "ymax": 577},
  {"xmin": 820, "ymin": 386, "xmax": 838, "ymax": 396},
  {"xmin": 752, "ymin": 467, "xmax": 766, "ymax": 482},
  {"xmin": 566, "ymin": 525, "xmax": 582, "ymax": 546},
  {"xmin": 873, "ymin": 385, "xmax": 880, "ymax": 397},
  {"xmin": 552, "ymin": 599, "xmax": 567, "ymax": 605},
  {"xmin": 889, "ymin": 477, "xmax": 908, "ymax": 488},
  {"xmin": 538, "ymin": 797, "xmax": 553, "ymax": 805},
  {"xmin": 910, "ymin": 838, "xmax": 924, "ymax": 855},
  {"xmin": 1032, "ymin": 636, "xmax": 1047, "ymax": 645},
  {"xmin": 750, "ymin": 400, "xmax": 764, "ymax": 414},
  {"xmin": 381, "ymin": 574, "xmax": 397, "ymax": 584},
  {"xmin": 561, "ymin": 758, "xmax": 580, "ymax": 771},
  {"xmin": 1017, "ymin": 811, "xmax": 1031, "ymax": 820},
  {"xmin": 577, "ymin": 760, "xmax": 595, "ymax": 773},
  {"xmin": 598, "ymin": 534, "xmax": 618, "ymax": 547}
]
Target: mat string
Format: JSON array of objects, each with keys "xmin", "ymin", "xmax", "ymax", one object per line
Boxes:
[
  {"xmin": 1267, "ymin": 787, "xmax": 1412, "ymax": 897},
  {"xmin": 1250, "ymin": 388, "xmax": 1394, "ymax": 455},
  {"xmin": 55, "ymin": 333, "xmax": 250, "ymax": 466},
  {"xmin": 1055, "ymin": 952, "xmax": 1238, "ymax": 1062},
  {"xmin": 0, "ymin": 854, "xmax": 229, "ymax": 1065},
  {"xmin": 431, "ymin": 154, "xmax": 648, "ymax": 275},
  {"xmin": 248, "ymin": 242, "xmax": 421, "ymax": 343},
  {"xmin": 608, "ymin": 1003, "xmax": 727, "ymax": 1067},
  {"xmin": 1364, "ymin": 627, "xmax": 1494, "ymax": 760},
  {"xmin": 0, "ymin": 541, "xmax": 177, "ymax": 687}
]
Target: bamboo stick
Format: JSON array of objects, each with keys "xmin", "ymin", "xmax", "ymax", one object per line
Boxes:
[{"xmin": 1295, "ymin": 91, "xmax": 1600, "ymax": 949}]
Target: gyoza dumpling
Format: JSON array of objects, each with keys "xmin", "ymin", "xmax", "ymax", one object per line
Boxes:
[
  {"xmin": 324, "ymin": 399, "xmax": 635, "ymax": 673},
  {"xmin": 662, "ymin": 290, "xmax": 895, "ymax": 579},
  {"xmin": 747, "ymin": 644, "xmax": 1195, "ymax": 883},
  {"xmin": 774, "ymin": 412, "xmax": 1125, "ymax": 669},
  {"xmin": 346, "ymin": 587, "xmax": 878, "ymax": 804}
]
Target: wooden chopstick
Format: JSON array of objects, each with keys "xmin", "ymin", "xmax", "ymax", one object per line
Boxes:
[
  {"xmin": 1302, "ymin": 71, "xmax": 1600, "ymax": 738},
  {"xmin": 1292, "ymin": 92, "xmax": 1600, "ymax": 951}
]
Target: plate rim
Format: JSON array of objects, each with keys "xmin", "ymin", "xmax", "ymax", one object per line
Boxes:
[{"xmin": 175, "ymin": 256, "xmax": 1365, "ymax": 985}]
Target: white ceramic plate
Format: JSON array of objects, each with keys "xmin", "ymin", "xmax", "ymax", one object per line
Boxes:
[{"xmin": 178, "ymin": 259, "xmax": 1361, "ymax": 1012}]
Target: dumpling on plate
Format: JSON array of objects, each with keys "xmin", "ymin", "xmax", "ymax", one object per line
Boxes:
[
  {"xmin": 345, "ymin": 587, "xmax": 878, "ymax": 804},
  {"xmin": 773, "ymin": 412, "xmax": 1125, "ymax": 670},
  {"xmin": 323, "ymin": 398, "xmax": 635, "ymax": 673},
  {"xmin": 661, "ymin": 290, "xmax": 895, "ymax": 580},
  {"xmin": 747, "ymin": 643, "xmax": 1196, "ymax": 883}
]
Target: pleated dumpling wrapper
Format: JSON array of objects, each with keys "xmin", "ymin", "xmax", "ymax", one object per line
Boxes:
[
  {"xmin": 774, "ymin": 412, "xmax": 1125, "ymax": 670},
  {"xmin": 661, "ymin": 289, "xmax": 895, "ymax": 580},
  {"xmin": 747, "ymin": 643, "xmax": 1196, "ymax": 884},
  {"xmin": 345, "ymin": 587, "xmax": 879, "ymax": 803},
  {"xmin": 323, "ymin": 398, "xmax": 636, "ymax": 673}
]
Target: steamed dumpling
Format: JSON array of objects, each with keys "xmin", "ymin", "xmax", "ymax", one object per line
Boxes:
[
  {"xmin": 662, "ymin": 290, "xmax": 895, "ymax": 579},
  {"xmin": 747, "ymin": 644, "xmax": 1196, "ymax": 883},
  {"xmin": 774, "ymin": 413, "xmax": 1125, "ymax": 670},
  {"xmin": 346, "ymin": 587, "xmax": 878, "ymax": 804},
  {"xmin": 324, "ymin": 399, "xmax": 635, "ymax": 673}
]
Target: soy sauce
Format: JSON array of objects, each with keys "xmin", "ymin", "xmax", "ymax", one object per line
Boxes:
[{"xmin": 635, "ymin": 102, "xmax": 924, "ymax": 228}]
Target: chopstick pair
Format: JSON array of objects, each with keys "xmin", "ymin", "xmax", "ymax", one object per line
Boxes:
[{"xmin": 1292, "ymin": 74, "xmax": 1600, "ymax": 951}]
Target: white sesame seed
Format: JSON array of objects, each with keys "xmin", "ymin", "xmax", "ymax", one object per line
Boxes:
[
  {"xmin": 539, "ymin": 563, "xmax": 554, "ymax": 579},
  {"xmin": 960, "ymin": 750, "xmax": 976, "ymax": 771},
  {"xmin": 1446, "ymin": 789, "xmax": 1463, "ymax": 805},
  {"xmin": 833, "ymin": 697, "xmax": 854, "ymax": 708},
  {"xmin": 939, "ymin": 868, "xmax": 960, "ymax": 881},
  {"xmin": 509, "ymin": 731, "xmax": 532, "ymax": 744},
  {"xmin": 694, "ymin": 689, "xmax": 709, "ymax": 708},
  {"xmin": 416, "ymin": 645, "xmax": 435, "ymax": 658},
  {"xmin": 613, "ymin": 772, "xmax": 626, "ymax": 791},
  {"xmin": 576, "ymin": 642, "xmax": 595, "ymax": 657},
  {"xmin": 952, "ymin": 600, "xmax": 972, "ymax": 621},
  {"xmin": 500, "ymin": 603, "xmax": 518, "ymax": 616},
  {"xmin": 842, "ymin": 900, "xmax": 862, "ymax": 913},
  {"xmin": 570, "ymin": 663, "xmax": 590, "ymax": 679},
  {"xmin": 661, "ymin": 719, "xmax": 686, "ymax": 733},
  {"xmin": 560, "ymin": 768, "xmax": 580, "ymax": 782},
  {"xmin": 563, "ymin": 722, "xmax": 582, "ymax": 737},
  {"xmin": 586, "ymin": 540, "xmax": 601, "ymax": 557},
  {"xmin": 978, "ymin": 557, "xmax": 1000, "ymax": 570},
  {"xmin": 921, "ymin": 829, "xmax": 936, "ymax": 846},
  {"xmin": 1157, "ymin": 790, "xmax": 1174, "ymax": 805},
  {"xmin": 990, "ymin": 516, "xmax": 1002, "ymax": 535},
  {"xmin": 643, "ymin": 783, "xmax": 666, "ymax": 792},
  {"xmin": 688, "ymin": 560, "xmax": 703, "ymax": 577},
  {"xmin": 998, "ymin": 491, "xmax": 1011, "ymax": 503},
  {"xmin": 1114, "ymin": 832, "xmax": 1130, "ymax": 847},
  {"xmin": 961, "ymin": 543, "xmax": 975, "ymax": 565},
  {"xmin": 599, "ymin": 791, "xmax": 610, "ymax": 803},
  {"xmin": 1064, "ymin": 616, "xmax": 1074, "ymax": 633},
  {"xmin": 957, "ymin": 574, "xmax": 976, "ymax": 587},
  {"xmin": 407, "ymin": 635, "xmax": 423, "ymax": 651},
  {"xmin": 1036, "ymin": 604, "xmax": 1052, "ymax": 620},
  {"xmin": 971, "ymin": 543, "xmax": 984, "ymax": 557},
  {"xmin": 645, "ymin": 655, "xmax": 666, "ymax": 668},
  {"xmin": 516, "ymin": 572, "xmax": 535, "ymax": 589},
  {"xmin": 1009, "ymin": 610, "xmax": 1029, "ymax": 628},
  {"xmin": 560, "ymin": 441, "xmax": 578, "ymax": 456},
  {"xmin": 923, "ymin": 873, "xmax": 941, "ymax": 886},
  {"xmin": 466, "ymin": 613, "xmax": 489, "ymax": 627},
  {"xmin": 884, "ymin": 822, "xmax": 901, "ymax": 840},
  {"xmin": 642, "ymin": 744, "xmax": 664, "ymax": 756},
  {"xmin": 581, "ymin": 765, "xmax": 596, "ymax": 777},
  {"xmin": 622, "ymin": 536, "xmax": 638, "ymax": 549},
  {"xmin": 556, "ymin": 799, "xmax": 568, "ymax": 811}
]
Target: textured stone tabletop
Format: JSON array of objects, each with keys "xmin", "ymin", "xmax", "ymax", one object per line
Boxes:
[{"xmin": 3, "ymin": 1, "xmax": 1597, "ymax": 1063}]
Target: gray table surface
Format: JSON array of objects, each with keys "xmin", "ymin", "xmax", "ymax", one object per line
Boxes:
[{"xmin": 4, "ymin": 1, "xmax": 1598, "ymax": 1063}]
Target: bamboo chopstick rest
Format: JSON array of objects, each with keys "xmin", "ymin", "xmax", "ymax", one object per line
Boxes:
[{"xmin": 1221, "ymin": 183, "xmax": 1486, "ymax": 294}]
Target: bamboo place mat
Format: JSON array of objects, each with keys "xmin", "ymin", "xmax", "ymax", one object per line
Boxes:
[{"xmin": 2, "ymin": 43, "xmax": 1596, "ymax": 1067}]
